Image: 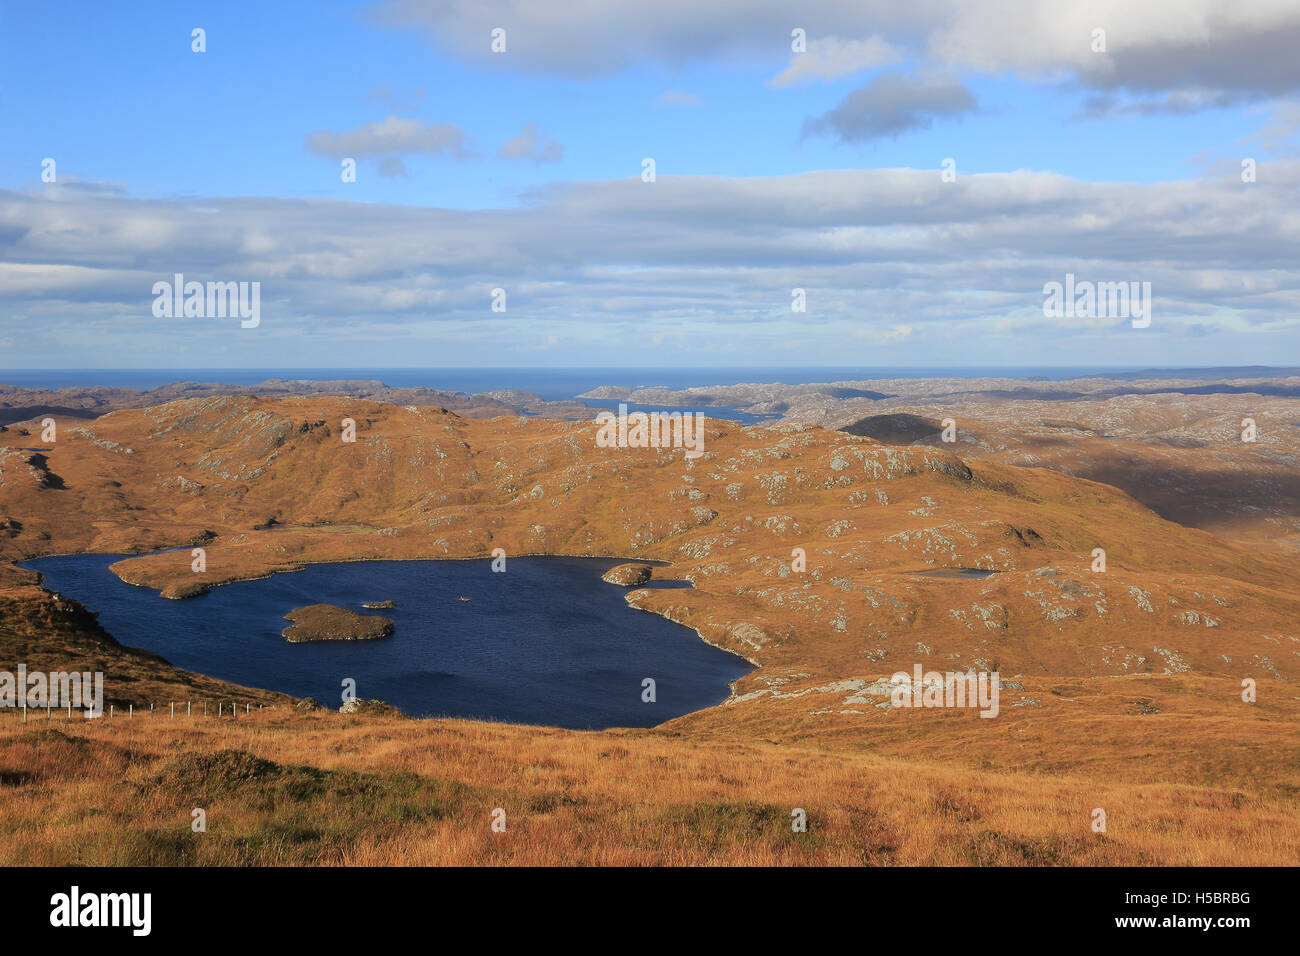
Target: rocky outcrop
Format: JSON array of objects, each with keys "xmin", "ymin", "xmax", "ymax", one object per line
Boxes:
[
  {"xmin": 362, "ymin": 600, "xmax": 396, "ymax": 609},
  {"xmin": 161, "ymin": 581, "xmax": 210, "ymax": 600},
  {"xmin": 339, "ymin": 698, "xmax": 401, "ymax": 716},
  {"xmin": 281, "ymin": 604, "xmax": 394, "ymax": 643},
  {"xmin": 602, "ymin": 563, "xmax": 653, "ymax": 587}
]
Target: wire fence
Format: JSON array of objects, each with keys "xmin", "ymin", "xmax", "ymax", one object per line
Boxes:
[{"xmin": 4, "ymin": 700, "xmax": 268, "ymax": 722}]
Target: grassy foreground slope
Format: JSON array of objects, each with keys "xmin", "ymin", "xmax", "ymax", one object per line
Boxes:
[
  {"xmin": 0, "ymin": 395, "xmax": 1297, "ymax": 865},
  {"xmin": 2, "ymin": 707, "xmax": 1295, "ymax": 866}
]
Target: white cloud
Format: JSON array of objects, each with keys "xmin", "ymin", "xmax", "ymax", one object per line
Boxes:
[
  {"xmin": 768, "ymin": 35, "xmax": 901, "ymax": 87},
  {"xmin": 305, "ymin": 115, "xmax": 471, "ymax": 158},
  {"xmin": 370, "ymin": 0, "xmax": 1300, "ymax": 107},
  {"xmin": 802, "ymin": 71, "xmax": 976, "ymax": 142},
  {"xmin": 3, "ymin": 163, "xmax": 1299, "ymax": 364},
  {"xmin": 497, "ymin": 124, "xmax": 565, "ymax": 163},
  {"xmin": 1242, "ymin": 100, "xmax": 1300, "ymax": 156}
]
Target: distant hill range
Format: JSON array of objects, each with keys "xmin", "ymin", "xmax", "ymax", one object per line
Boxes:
[{"xmin": 0, "ymin": 379, "xmax": 592, "ymax": 427}]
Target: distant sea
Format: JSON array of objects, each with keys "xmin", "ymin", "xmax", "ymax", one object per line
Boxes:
[{"xmin": 3, "ymin": 366, "xmax": 1277, "ymax": 399}]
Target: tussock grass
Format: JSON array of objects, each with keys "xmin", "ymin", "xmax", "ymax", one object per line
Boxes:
[{"xmin": 1, "ymin": 709, "xmax": 1295, "ymax": 866}]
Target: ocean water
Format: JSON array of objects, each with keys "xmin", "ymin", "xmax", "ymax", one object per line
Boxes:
[
  {"xmin": 23, "ymin": 554, "xmax": 751, "ymax": 730},
  {"xmin": 0, "ymin": 366, "xmax": 1159, "ymax": 397},
  {"xmin": 6, "ymin": 365, "xmax": 1288, "ymax": 427}
]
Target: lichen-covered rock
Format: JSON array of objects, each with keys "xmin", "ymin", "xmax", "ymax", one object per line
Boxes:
[
  {"xmin": 602, "ymin": 563, "xmax": 653, "ymax": 587},
  {"xmin": 282, "ymin": 604, "xmax": 393, "ymax": 643},
  {"xmin": 161, "ymin": 581, "xmax": 210, "ymax": 600},
  {"xmin": 339, "ymin": 697, "xmax": 400, "ymax": 716}
]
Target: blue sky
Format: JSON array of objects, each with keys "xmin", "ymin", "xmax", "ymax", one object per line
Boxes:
[
  {"xmin": 2, "ymin": 1, "xmax": 1269, "ymax": 203},
  {"xmin": 2, "ymin": 0, "xmax": 1299, "ymax": 368}
]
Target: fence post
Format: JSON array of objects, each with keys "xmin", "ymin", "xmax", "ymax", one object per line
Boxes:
[{"xmin": 171, "ymin": 702, "xmax": 174, "ymax": 719}]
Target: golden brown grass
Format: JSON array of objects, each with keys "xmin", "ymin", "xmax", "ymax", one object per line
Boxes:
[
  {"xmin": 0, "ymin": 707, "xmax": 1294, "ymax": 866},
  {"xmin": 3, "ymin": 397, "xmax": 1298, "ymax": 866}
]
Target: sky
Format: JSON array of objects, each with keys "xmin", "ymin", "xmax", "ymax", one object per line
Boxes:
[{"xmin": 2, "ymin": 0, "xmax": 1299, "ymax": 368}]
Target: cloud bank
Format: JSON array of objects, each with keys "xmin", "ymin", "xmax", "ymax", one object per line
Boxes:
[
  {"xmin": 2, "ymin": 162, "xmax": 1296, "ymax": 364},
  {"xmin": 371, "ymin": 0, "xmax": 1300, "ymax": 111}
]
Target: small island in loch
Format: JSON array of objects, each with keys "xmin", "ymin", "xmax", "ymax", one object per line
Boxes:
[{"xmin": 281, "ymin": 603, "xmax": 394, "ymax": 643}]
